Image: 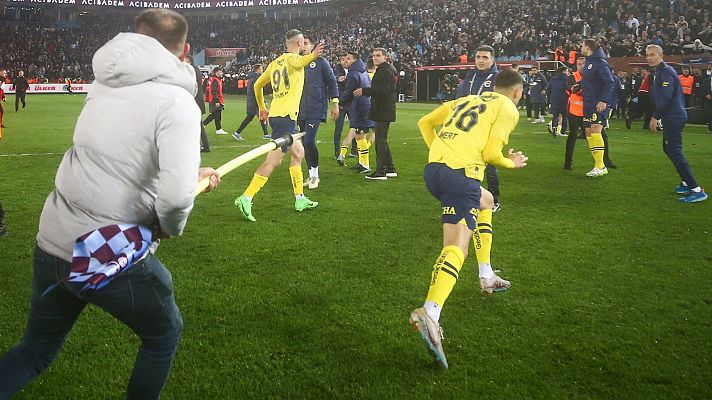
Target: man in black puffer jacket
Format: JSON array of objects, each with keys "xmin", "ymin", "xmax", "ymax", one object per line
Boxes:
[{"xmin": 355, "ymin": 47, "xmax": 398, "ymax": 180}]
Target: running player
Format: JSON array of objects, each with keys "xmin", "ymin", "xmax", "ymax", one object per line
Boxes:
[
  {"xmin": 408, "ymin": 69, "xmax": 528, "ymax": 368},
  {"xmin": 234, "ymin": 30, "xmax": 324, "ymax": 221}
]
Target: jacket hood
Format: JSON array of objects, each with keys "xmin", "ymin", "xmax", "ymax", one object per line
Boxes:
[
  {"xmin": 587, "ymin": 47, "xmax": 608, "ymax": 60},
  {"xmin": 350, "ymin": 59, "xmax": 367, "ymax": 73},
  {"xmin": 93, "ymin": 32, "xmax": 197, "ymax": 96}
]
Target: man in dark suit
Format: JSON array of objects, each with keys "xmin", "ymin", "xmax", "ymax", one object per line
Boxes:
[
  {"xmin": 187, "ymin": 56, "xmax": 210, "ymax": 152},
  {"xmin": 13, "ymin": 70, "xmax": 29, "ymax": 112},
  {"xmin": 355, "ymin": 47, "xmax": 398, "ymax": 180}
]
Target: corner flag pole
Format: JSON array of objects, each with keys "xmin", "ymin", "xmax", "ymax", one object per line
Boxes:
[{"xmin": 193, "ymin": 132, "xmax": 305, "ymax": 197}]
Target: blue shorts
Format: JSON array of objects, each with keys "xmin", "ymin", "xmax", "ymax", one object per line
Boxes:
[
  {"xmin": 423, "ymin": 163, "xmax": 481, "ymax": 230},
  {"xmin": 583, "ymin": 108, "xmax": 607, "ymax": 128},
  {"xmin": 269, "ymin": 116, "xmax": 297, "ymax": 152}
]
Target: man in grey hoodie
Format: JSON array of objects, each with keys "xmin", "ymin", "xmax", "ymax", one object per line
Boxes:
[{"xmin": 0, "ymin": 10, "xmax": 220, "ymax": 400}]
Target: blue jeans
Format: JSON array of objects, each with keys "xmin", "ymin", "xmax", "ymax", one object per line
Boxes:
[
  {"xmin": 662, "ymin": 120, "xmax": 699, "ymax": 189},
  {"xmin": 0, "ymin": 246, "xmax": 183, "ymax": 400}
]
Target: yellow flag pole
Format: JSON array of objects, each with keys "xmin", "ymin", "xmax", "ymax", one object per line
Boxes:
[{"xmin": 193, "ymin": 132, "xmax": 305, "ymax": 197}]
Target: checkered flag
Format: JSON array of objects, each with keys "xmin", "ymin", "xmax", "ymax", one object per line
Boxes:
[{"xmin": 69, "ymin": 224, "xmax": 155, "ymax": 293}]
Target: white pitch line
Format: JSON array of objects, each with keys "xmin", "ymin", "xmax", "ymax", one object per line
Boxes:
[{"xmin": 0, "ymin": 152, "xmax": 64, "ymax": 157}]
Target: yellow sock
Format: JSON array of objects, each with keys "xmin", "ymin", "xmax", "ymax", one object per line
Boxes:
[
  {"xmin": 357, "ymin": 138, "xmax": 369, "ymax": 168},
  {"xmin": 244, "ymin": 173, "xmax": 268, "ymax": 199},
  {"xmin": 340, "ymin": 146, "xmax": 348, "ymax": 157},
  {"xmin": 556, "ymin": 125, "xmax": 562, "ymax": 134},
  {"xmin": 473, "ymin": 209, "xmax": 493, "ymax": 264},
  {"xmin": 425, "ymin": 245, "xmax": 465, "ymax": 307},
  {"xmin": 587, "ymin": 133, "xmax": 605, "ymax": 169},
  {"xmin": 289, "ymin": 166, "xmax": 303, "ymax": 196}
]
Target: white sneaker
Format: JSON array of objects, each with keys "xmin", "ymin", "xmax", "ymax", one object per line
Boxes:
[
  {"xmin": 216, "ymin": 129, "xmax": 228, "ymax": 135},
  {"xmin": 479, "ymin": 273, "xmax": 511, "ymax": 294},
  {"xmin": 585, "ymin": 167, "xmax": 608, "ymax": 177},
  {"xmin": 409, "ymin": 308, "xmax": 448, "ymax": 369},
  {"xmin": 303, "ymin": 177, "xmax": 320, "ymax": 189}
]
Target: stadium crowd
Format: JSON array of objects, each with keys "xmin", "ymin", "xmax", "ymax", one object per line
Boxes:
[{"xmin": 1, "ymin": 0, "xmax": 711, "ymax": 84}]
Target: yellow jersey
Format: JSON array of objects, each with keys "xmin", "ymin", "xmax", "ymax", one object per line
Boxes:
[
  {"xmin": 254, "ymin": 52, "xmax": 316, "ymax": 120},
  {"xmin": 418, "ymin": 92, "xmax": 519, "ymax": 181}
]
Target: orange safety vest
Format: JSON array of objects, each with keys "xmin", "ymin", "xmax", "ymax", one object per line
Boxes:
[
  {"xmin": 237, "ymin": 79, "xmax": 245, "ymax": 89},
  {"xmin": 568, "ymin": 50, "xmax": 577, "ymax": 65},
  {"xmin": 459, "ymin": 54, "xmax": 468, "ymax": 64},
  {"xmin": 555, "ymin": 48, "xmax": 565, "ymax": 62},
  {"xmin": 568, "ymin": 71, "xmax": 583, "ymax": 117},
  {"xmin": 679, "ymin": 74, "xmax": 694, "ymax": 95}
]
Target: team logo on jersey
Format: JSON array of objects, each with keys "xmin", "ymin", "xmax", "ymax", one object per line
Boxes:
[
  {"xmin": 587, "ymin": 64, "xmax": 593, "ymax": 70},
  {"xmin": 662, "ymin": 81, "xmax": 669, "ymax": 86},
  {"xmin": 483, "ymin": 81, "xmax": 492, "ymax": 88},
  {"xmin": 310, "ymin": 62, "xmax": 316, "ymax": 69}
]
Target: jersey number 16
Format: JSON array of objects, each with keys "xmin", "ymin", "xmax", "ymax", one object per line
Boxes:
[{"xmin": 444, "ymin": 101, "xmax": 487, "ymax": 132}]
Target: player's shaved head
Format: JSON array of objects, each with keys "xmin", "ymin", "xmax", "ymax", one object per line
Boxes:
[
  {"xmin": 285, "ymin": 29, "xmax": 303, "ymax": 43},
  {"xmin": 494, "ymin": 68, "xmax": 524, "ymax": 104},
  {"xmin": 134, "ymin": 9, "xmax": 188, "ymax": 56},
  {"xmin": 495, "ymin": 68, "xmax": 524, "ymax": 91}
]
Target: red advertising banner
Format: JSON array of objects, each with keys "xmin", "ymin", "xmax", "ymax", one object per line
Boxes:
[{"xmin": 205, "ymin": 48, "xmax": 246, "ymax": 58}]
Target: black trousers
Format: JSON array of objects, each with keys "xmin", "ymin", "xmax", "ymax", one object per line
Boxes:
[
  {"xmin": 532, "ymin": 102, "xmax": 544, "ymax": 119},
  {"xmin": 565, "ymin": 115, "xmax": 584, "ymax": 168},
  {"xmin": 0, "ymin": 197, "xmax": 5, "ymax": 223},
  {"xmin": 485, "ymin": 165, "xmax": 500, "ymax": 203},
  {"xmin": 199, "ymin": 123, "xmax": 210, "ymax": 150},
  {"xmin": 235, "ymin": 114, "xmax": 268, "ymax": 135},
  {"xmin": 617, "ymin": 98, "xmax": 628, "ymax": 119},
  {"xmin": 629, "ymin": 93, "xmax": 652, "ymax": 128},
  {"xmin": 15, "ymin": 92, "xmax": 26, "ymax": 111},
  {"xmin": 525, "ymin": 97, "xmax": 533, "ymax": 118},
  {"xmin": 202, "ymin": 110, "xmax": 222, "ymax": 130},
  {"xmin": 374, "ymin": 122, "xmax": 395, "ymax": 173},
  {"xmin": 705, "ymin": 99, "xmax": 712, "ymax": 131}
]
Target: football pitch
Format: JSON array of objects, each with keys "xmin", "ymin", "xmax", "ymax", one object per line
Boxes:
[{"xmin": 1, "ymin": 95, "xmax": 711, "ymax": 399}]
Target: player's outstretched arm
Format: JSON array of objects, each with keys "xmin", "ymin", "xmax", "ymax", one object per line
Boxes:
[{"xmin": 417, "ymin": 104, "xmax": 450, "ymax": 148}]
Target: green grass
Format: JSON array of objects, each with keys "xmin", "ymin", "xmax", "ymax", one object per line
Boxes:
[{"xmin": 1, "ymin": 95, "xmax": 711, "ymax": 399}]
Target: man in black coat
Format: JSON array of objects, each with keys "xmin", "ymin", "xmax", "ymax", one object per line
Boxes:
[
  {"xmin": 354, "ymin": 48, "xmax": 397, "ymax": 180},
  {"xmin": 187, "ymin": 56, "xmax": 210, "ymax": 152},
  {"xmin": 703, "ymin": 65, "xmax": 712, "ymax": 134},
  {"xmin": 13, "ymin": 70, "xmax": 29, "ymax": 112}
]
